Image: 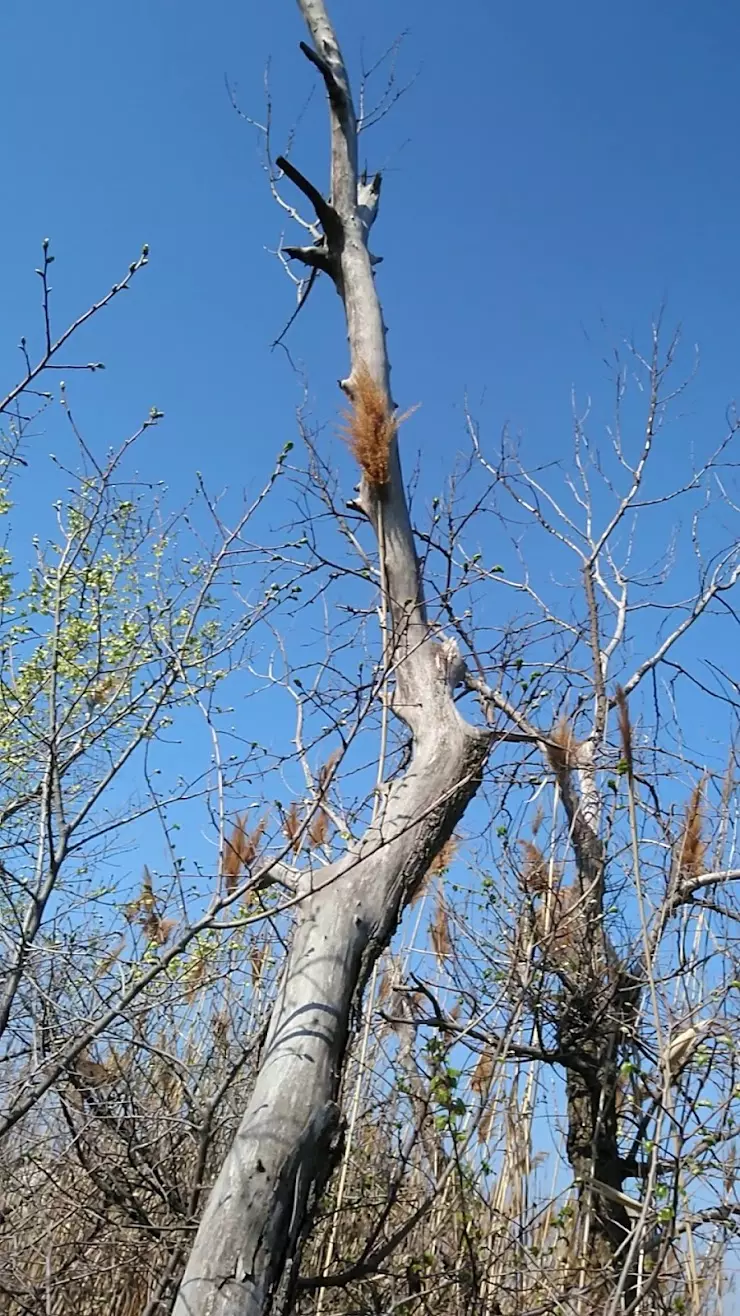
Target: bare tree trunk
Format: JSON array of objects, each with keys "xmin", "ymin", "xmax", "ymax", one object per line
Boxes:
[
  {"xmin": 174, "ymin": 5, "xmax": 491, "ymax": 1314},
  {"xmin": 547, "ymin": 732, "xmax": 643, "ymax": 1309},
  {"xmin": 560, "ymin": 975, "xmax": 638, "ymax": 1311}
]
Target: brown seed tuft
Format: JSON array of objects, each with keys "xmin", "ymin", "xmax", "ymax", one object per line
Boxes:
[
  {"xmin": 141, "ymin": 913, "xmax": 177, "ymax": 946},
  {"xmin": 676, "ymin": 779, "xmax": 707, "ymax": 880},
  {"xmin": 430, "ymin": 890, "xmax": 453, "ymax": 964},
  {"xmin": 518, "ymin": 839, "xmax": 548, "ymax": 894},
  {"xmin": 340, "ymin": 362, "xmax": 417, "ymax": 488},
  {"xmin": 317, "ymin": 747, "xmax": 341, "ymax": 793},
  {"xmin": 140, "ymin": 865, "xmax": 155, "ymax": 910},
  {"xmin": 428, "ymin": 834, "xmax": 459, "ymax": 877},
  {"xmin": 471, "ymin": 1049, "xmax": 494, "ymax": 1095},
  {"xmin": 283, "ymin": 802, "xmax": 302, "ymax": 854},
  {"xmin": 308, "ymin": 807, "xmax": 330, "ymax": 849},
  {"xmin": 250, "ymin": 943, "xmax": 269, "ymax": 987},
  {"xmin": 409, "ymin": 834, "xmax": 459, "ymax": 905},
  {"xmin": 223, "ymin": 813, "xmax": 267, "ymax": 893},
  {"xmin": 545, "ymin": 716, "xmax": 579, "ymax": 772}
]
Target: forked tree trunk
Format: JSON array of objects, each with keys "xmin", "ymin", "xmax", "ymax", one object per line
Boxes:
[{"xmin": 174, "ymin": 5, "xmax": 491, "ymax": 1314}]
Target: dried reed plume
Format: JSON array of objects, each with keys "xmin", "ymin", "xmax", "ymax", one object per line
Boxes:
[
  {"xmin": 140, "ymin": 912, "xmax": 177, "ymax": 946},
  {"xmin": 430, "ymin": 889, "xmax": 453, "ymax": 963},
  {"xmin": 124, "ymin": 868, "xmax": 177, "ymax": 945},
  {"xmin": 377, "ymin": 956, "xmax": 397, "ymax": 1006},
  {"xmin": 545, "ymin": 716, "xmax": 579, "ymax": 772},
  {"xmin": 408, "ymin": 833, "xmax": 459, "ymax": 906},
  {"xmin": 223, "ymin": 813, "xmax": 267, "ymax": 893},
  {"xmin": 518, "ymin": 839, "xmax": 548, "ymax": 893},
  {"xmin": 340, "ymin": 362, "xmax": 417, "ymax": 488},
  {"xmin": 471, "ymin": 1048, "xmax": 494, "ymax": 1095},
  {"xmin": 317, "ymin": 747, "xmax": 341, "ymax": 793},
  {"xmin": 283, "ymin": 802, "xmax": 302, "ymax": 854},
  {"xmin": 308, "ymin": 807, "xmax": 330, "ymax": 848},
  {"xmin": 250, "ymin": 943, "xmax": 269, "ymax": 987},
  {"xmin": 141, "ymin": 865, "xmax": 155, "ymax": 910},
  {"xmin": 428, "ymin": 833, "xmax": 459, "ymax": 877},
  {"xmin": 676, "ymin": 780, "xmax": 707, "ymax": 879}
]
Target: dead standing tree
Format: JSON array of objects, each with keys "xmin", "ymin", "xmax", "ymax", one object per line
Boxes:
[{"xmin": 175, "ymin": 5, "xmax": 492, "ymax": 1313}]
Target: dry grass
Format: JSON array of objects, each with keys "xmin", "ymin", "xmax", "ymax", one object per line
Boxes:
[{"xmin": 1, "ymin": 963, "xmax": 726, "ymax": 1316}]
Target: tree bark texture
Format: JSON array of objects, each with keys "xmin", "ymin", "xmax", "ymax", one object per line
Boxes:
[
  {"xmin": 544, "ymin": 738, "xmax": 643, "ymax": 1310},
  {"xmin": 174, "ymin": 4, "xmax": 491, "ymax": 1313}
]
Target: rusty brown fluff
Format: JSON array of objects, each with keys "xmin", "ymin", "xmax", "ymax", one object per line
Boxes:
[
  {"xmin": 140, "ymin": 913, "xmax": 177, "ymax": 946},
  {"xmin": 430, "ymin": 889, "xmax": 452, "ymax": 964},
  {"xmin": 317, "ymin": 747, "xmax": 341, "ymax": 793},
  {"xmin": 340, "ymin": 362, "xmax": 417, "ymax": 488},
  {"xmin": 676, "ymin": 780, "xmax": 707, "ymax": 879},
  {"xmin": 409, "ymin": 834, "xmax": 459, "ymax": 906},
  {"xmin": 222, "ymin": 814, "xmax": 266, "ymax": 894},
  {"xmin": 308, "ymin": 807, "xmax": 330, "ymax": 849},
  {"xmin": 545, "ymin": 716, "xmax": 579, "ymax": 772},
  {"xmin": 518, "ymin": 840, "xmax": 549, "ymax": 894},
  {"xmin": 249, "ymin": 944, "xmax": 269, "ymax": 987},
  {"xmin": 428, "ymin": 833, "xmax": 459, "ymax": 877},
  {"xmin": 471, "ymin": 1048, "xmax": 494, "ymax": 1095},
  {"xmin": 283, "ymin": 802, "xmax": 302, "ymax": 854}
]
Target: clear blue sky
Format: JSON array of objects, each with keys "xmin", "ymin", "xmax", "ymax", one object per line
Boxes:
[
  {"xmin": 2, "ymin": 0, "xmax": 739, "ymax": 506},
  {"xmin": 1, "ymin": 0, "xmax": 739, "ymax": 840}
]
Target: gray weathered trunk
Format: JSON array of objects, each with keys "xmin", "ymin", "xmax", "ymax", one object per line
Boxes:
[{"xmin": 174, "ymin": 4, "xmax": 491, "ymax": 1314}]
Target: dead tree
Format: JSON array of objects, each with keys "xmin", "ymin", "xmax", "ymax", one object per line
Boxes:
[{"xmin": 175, "ymin": 5, "xmax": 491, "ymax": 1313}]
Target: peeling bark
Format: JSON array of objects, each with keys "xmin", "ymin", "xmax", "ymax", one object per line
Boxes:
[{"xmin": 174, "ymin": 5, "xmax": 491, "ymax": 1314}]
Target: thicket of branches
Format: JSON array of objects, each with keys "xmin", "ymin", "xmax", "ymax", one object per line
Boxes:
[{"xmin": 2, "ymin": 7, "xmax": 740, "ymax": 1316}]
